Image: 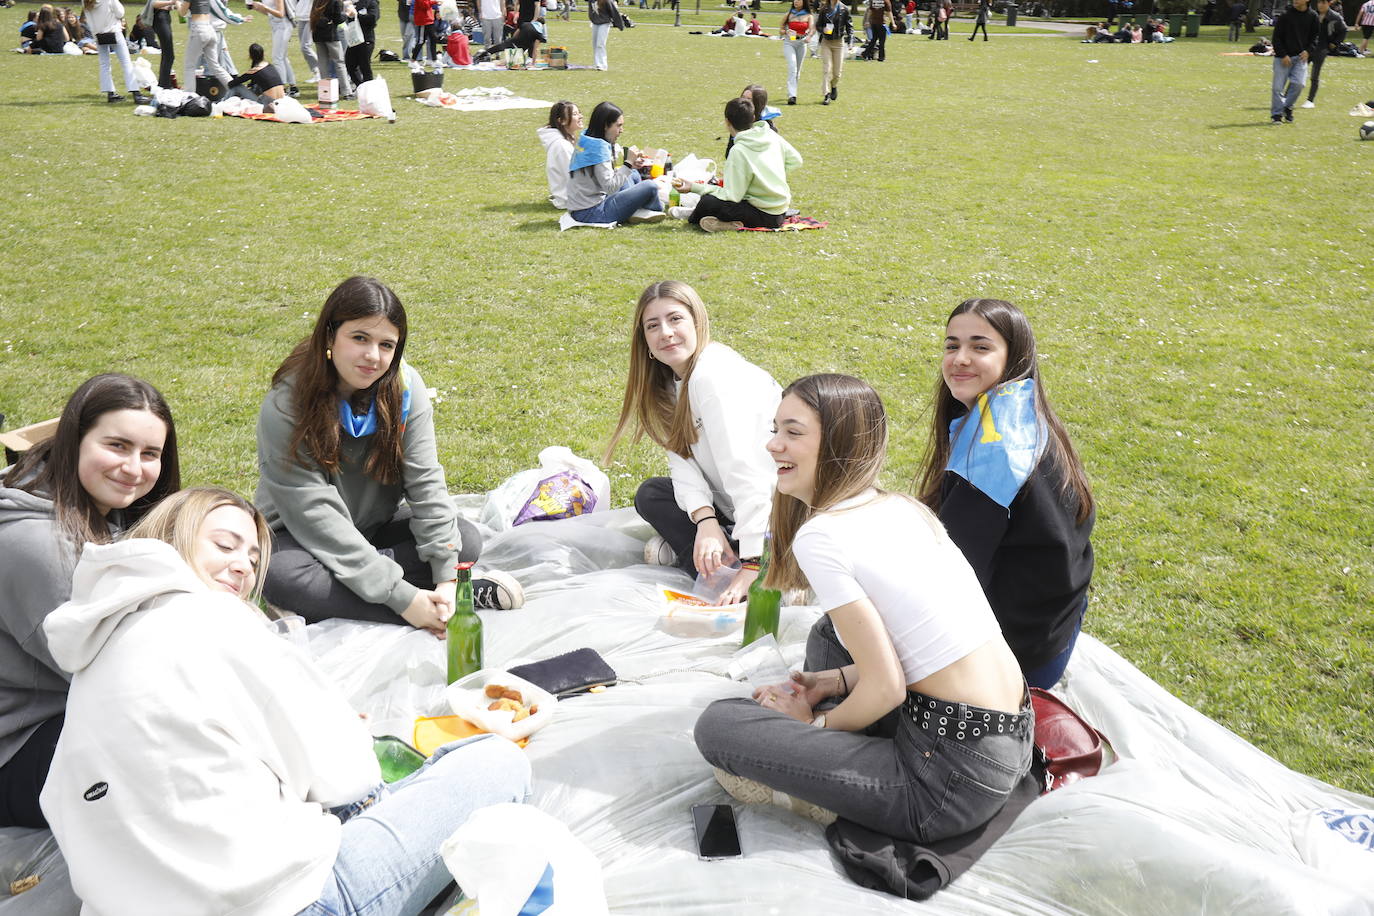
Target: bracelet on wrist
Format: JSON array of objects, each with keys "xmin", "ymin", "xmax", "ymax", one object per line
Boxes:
[
  {"xmin": 837, "ymin": 667, "xmax": 848, "ymax": 696},
  {"xmin": 740, "ymin": 558, "xmax": 761, "ymax": 571},
  {"xmin": 691, "ymin": 514, "xmax": 718, "ymax": 526}
]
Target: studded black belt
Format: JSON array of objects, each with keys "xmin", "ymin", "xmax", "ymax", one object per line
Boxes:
[{"xmin": 903, "ymin": 689, "xmax": 1032, "ymax": 741}]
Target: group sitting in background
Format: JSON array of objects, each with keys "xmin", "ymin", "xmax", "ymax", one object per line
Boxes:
[{"xmin": 1084, "ymin": 19, "xmax": 1147, "ymax": 41}]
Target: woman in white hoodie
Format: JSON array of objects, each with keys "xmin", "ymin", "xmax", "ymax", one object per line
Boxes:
[
  {"xmin": 82, "ymin": 0, "xmax": 149, "ymax": 103},
  {"xmin": 40, "ymin": 487, "xmax": 531, "ymax": 916},
  {"xmin": 606, "ymin": 280, "xmax": 781, "ymax": 606},
  {"xmin": 536, "ymin": 100, "xmax": 581, "ymax": 209}
]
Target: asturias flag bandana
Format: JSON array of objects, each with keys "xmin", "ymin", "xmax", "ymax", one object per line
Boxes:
[{"xmin": 945, "ymin": 377, "xmax": 1046, "ymax": 511}]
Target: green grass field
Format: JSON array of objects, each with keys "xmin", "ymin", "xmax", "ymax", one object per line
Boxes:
[{"xmin": 1, "ymin": 9, "xmax": 1370, "ymax": 794}]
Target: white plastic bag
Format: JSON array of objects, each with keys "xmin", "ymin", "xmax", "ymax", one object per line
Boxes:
[
  {"xmin": 270, "ymin": 94, "xmax": 313, "ymax": 123},
  {"xmin": 672, "ymin": 153, "xmax": 716, "ymax": 184},
  {"xmin": 131, "ymin": 56, "xmax": 157, "ymax": 89},
  {"xmin": 479, "ymin": 447, "xmax": 611, "ymax": 532},
  {"xmin": 356, "ymin": 77, "xmax": 396, "ymax": 121},
  {"xmin": 441, "ymin": 804, "xmax": 609, "ymax": 916}
]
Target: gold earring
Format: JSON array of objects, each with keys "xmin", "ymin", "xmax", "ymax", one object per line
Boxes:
[
  {"xmin": 326, "ymin": 348, "xmax": 333, "ymax": 360},
  {"xmin": 648, "ymin": 349, "xmax": 655, "ymax": 360}
]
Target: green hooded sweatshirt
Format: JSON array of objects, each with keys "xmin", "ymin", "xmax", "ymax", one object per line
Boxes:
[{"xmin": 688, "ymin": 122, "xmax": 803, "ymax": 216}]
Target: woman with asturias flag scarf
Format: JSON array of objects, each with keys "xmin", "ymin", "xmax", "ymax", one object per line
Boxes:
[
  {"xmin": 915, "ymin": 298, "xmax": 1095, "ymax": 689},
  {"xmin": 563, "ymin": 101, "xmax": 666, "ymax": 226}
]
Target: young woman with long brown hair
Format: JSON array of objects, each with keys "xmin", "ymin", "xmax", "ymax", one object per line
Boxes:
[
  {"xmin": 255, "ymin": 276, "xmax": 523, "ymax": 633},
  {"xmin": 914, "ymin": 298, "xmax": 1094, "ymax": 689},
  {"xmin": 0, "ymin": 373, "xmax": 179, "ymax": 827},
  {"xmin": 606, "ymin": 280, "xmax": 780, "ymax": 606},
  {"xmin": 694, "ymin": 373, "xmax": 1032, "ymax": 842}
]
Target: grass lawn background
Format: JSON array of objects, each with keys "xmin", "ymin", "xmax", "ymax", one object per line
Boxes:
[{"xmin": 1, "ymin": 10, "xmax": 1370, "ymax": 794}]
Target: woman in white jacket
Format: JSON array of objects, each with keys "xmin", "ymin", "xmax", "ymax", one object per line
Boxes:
[
  {"xmin": 40, "ymin": 487, "xmax": 531, "ymax": 916},
  {"xmin": 536, "ymin": 100, "xmax": 581, "ymax": 209},
  {"xmin": 83, "ymin": 0, "xmax": 148, "ymax": 103},
  {"xmin": 606, "ymin": 280, "xmax": 781, "ymax": 606}
]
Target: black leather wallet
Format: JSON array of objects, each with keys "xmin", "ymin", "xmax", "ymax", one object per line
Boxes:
[{"xmin": 507, "ymin": 648, "xmax": 617, "ymax": 698}]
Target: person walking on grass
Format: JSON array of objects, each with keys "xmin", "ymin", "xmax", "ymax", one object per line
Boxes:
[
  {"xmin": 779, "ymin": 0, "xmax": 812, "ymax": 105},
  {"xmin": 860, "ymin": 0, "xmax": 891, "ymax": 60},
  {"xmin": 588, "ymin": 0, "xmax": 625, "ymax": 71},
  {"xmin": 1302, "ymin": 0, "xmax": 1345, "ymax": 106},
  {"xmin": 1357, "ymin": 0, "xmax": 1374, "ymax": 53},
  {"xmin": 1269, "ymin": 0, "xmax": 1319, "ymax": 123},
  {"xmin": 1227, "ymin": 0, "xmax": 1246, "ymax": 39},
  {"xmin": 808, "ymin": 0, "xmax": 850, "ymax": 105},
  {"xmin": 969, "ymin": 0, "xmax": 990, "ymax": 39}
]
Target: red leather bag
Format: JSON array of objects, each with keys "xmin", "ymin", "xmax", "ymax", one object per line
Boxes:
[{"xmin": 1030, "ymin": 687, "xmax": 1110, "ymax": 793}]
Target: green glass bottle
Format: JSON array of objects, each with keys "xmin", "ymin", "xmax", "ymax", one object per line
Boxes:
[
  {"xmin": 446, "ymin": 562, "xmax": 483, "ymax": 684},
  {"xmin": 373, "ymin": 736, "xmax": 425, "ymax": 783},
  {"xmin": 741, "ymin": 533, "xmax": 782, "ymax": 647}
]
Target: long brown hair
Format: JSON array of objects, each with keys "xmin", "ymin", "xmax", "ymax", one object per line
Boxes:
[
  {"xmin": 604, "ymin": 280, "xmax": 712, "ymax": 462},
  {"xmin": 915, "ymin": 298, "xmax": 1093, "ymax": 523},
  {"xmin": 4, "ymin": 373, "xmax": 181, "ymax": 550},
  {"xmin": 127, "ymin": 486, "xmax": 272, "ymax": 605},
  {"xmin": 270, "ymin": 276, "xmax": 409, "ymax": 485},
  {"xmin": 766, "ymin": 374, "xmax": 893, "ymax": 591}
]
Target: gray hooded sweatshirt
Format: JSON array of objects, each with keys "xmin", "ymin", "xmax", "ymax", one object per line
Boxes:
[{"xmin": 0, "ymin": 481, "xmax": 76, "ymax": 766}]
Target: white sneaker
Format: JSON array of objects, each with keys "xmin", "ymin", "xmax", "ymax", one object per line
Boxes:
[
  {"xmin": 668, "ymin": 205, "xmax": 694, "ymax": 220},
  {"xmin": 305, "ymin": 71, "xmax": 321, "ymax": 83},
  {"xmin": 643, "ymin": 535, "xmax": 677, "ymax": 567},
  {"xmin": 1299, "ymin": 99, "xmax": 1314, "ymax": 108},
  {"xmin": 625, "ymin": 208, "xmax": 666, "ymax": 224}
]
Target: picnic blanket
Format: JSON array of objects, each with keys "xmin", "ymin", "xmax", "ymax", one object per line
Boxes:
[
  {"xmin": 740, "ymin": 215, "xmax": 827, "ymax": 232},
  {"xmin": 451, "ymin": 61, "xmax": 598, "ymax": 70},
  {"xmin": 4, "ymin": 502, "xmax": 1371, "ymax": 913},
  {"xmin": 415, "ymin": 86, "xmax": 552, "ymax": 110},
  {"xmin": 232, "ymin": 107, "xmax": 379, "ymax": 122}
]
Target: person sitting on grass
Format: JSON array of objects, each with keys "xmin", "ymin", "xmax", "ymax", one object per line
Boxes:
[
  {"xmin": 227, "ymin": 41, "xmax": 287, "ymax": 103},
  {"xmin": 538, "ymin": 100, "xmax": 581, "ymax": 209},
  {"xmin": 564, "ymin": 100, "xmax": 665, "ymax": 225},
  {"xmin": 724, "ymin": 83, "xmax": 779, "ymax": 159},
  {"xmin": 671, "ymin": 96, "xmax": 802, "ymax": 233}
]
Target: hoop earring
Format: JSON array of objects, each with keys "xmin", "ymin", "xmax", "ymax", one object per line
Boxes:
[
  {"xmin": 326, "ymin": 348, "xmax": 333, "ymax": 360},
  {"xmin": 648, "ymin": 349, "xmax": 655, "ymax": 361}
]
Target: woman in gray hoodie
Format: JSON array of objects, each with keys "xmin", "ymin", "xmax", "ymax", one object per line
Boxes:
[{"xmin": 0, "ymin": 373, "xmax": 179, "ymax": 827}]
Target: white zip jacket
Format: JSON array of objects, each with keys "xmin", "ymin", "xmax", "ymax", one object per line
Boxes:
[
  {"xmin": 40, "ymin": 539, "xmax": 380, "ymax": 916},
  {"xmin": 668, "ymin": 342, "xmax": 781, "ymax": 559}
]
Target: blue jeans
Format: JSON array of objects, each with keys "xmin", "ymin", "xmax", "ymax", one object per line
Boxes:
[
  {"xmin": 694, "ymin": 615, "xmax": 1034, "ymax": 843},
  {"xmin": 1271, "ymin": 56, "xmax": 1307, "ymax": 116},
  {"xmin": 1022, "ymin": 596, "xmax": 1087, "ymax": 689},
  {"xmin": 570, "ymin": 171, "xmax": 662, "ymax": 224},
  {"xmin": 298, "ymin": 735, "xmax": 532, "ymax": 916}
]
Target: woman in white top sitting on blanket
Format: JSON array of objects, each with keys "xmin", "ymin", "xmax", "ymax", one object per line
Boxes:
[
  {"xmin": 693, "ymin": 373, "xmax": 1034, "ymax": 843},
  {"xmin": 537, "ymin": 100, "xmax": 581, "ymax": 209},
  {"xmin": 606, "ymin": 280, "xmax": 781, "ymax": 607},
  {"xmin": 41, "ymin": 486, "xmax": 531, "ymax": 916}
]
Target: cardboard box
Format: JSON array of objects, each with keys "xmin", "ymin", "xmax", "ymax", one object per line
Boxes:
[
  {"xmin": 0, "ymin": 418, "xmax": 59, "ymax": 466},
  {"xmin": 548, "ymin": 47, "xmax": 568, "ymax": 68}
]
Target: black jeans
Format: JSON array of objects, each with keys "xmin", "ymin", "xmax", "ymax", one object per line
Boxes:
[
  {"xmin": 1307, "ymin": 51, "xmax": 1326, "ymax": 100},
  {"xmin": 262, "ymin": 511, "xmax": 482, "ymax": 625},
  {"xmin": 970, "ymin": 19, "xmax": 988, "ymax": 39},
  {"xmin": 154, "ymin": 9, "xmax": 175, "ymax": 87},
  {"xmin": 864, "ymin": 23, "xmax": 887, "ymax": 59},
  {"xmin": 633, "ymin": 476, "xmax": 738, "ymax": 576},
  {"xmin": 689, "ymin": 194, "xmax": 785, "ymax": 229},
  {"xmin": 346, "ymin": 39, "xmax": 374, "ymax": 85},
  {"xmin": 0, "ymin": 714, "xmax": 63, "ymax": 828},
  {"xmin": 483, "ymin": 21, "xmax": 541, "ymax": 55}
]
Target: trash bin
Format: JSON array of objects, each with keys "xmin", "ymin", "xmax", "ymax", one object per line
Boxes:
[
  {"xmin": 1005, "ymin": 2, "xmax": 1017, "ymax": 25},
  {"xmin": 1184, "ymin": 10, "xmax": 1200, "ymax": 35},
  {"xmin": 1167, "ymin": 12, "xmax": 1183, "ymax": 35}
]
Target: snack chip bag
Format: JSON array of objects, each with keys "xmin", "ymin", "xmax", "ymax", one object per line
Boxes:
[{"xmin": 512, "ymin": 470, "xmax": 597, "ymax": 526}]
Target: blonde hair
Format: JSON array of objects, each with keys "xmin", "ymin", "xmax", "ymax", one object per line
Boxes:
[
  {"xmin": 604, "ymin": 280, "xmax": 713, "ymax": 462},
  {"xmin": 126, "ymin": 487, "xmax": 272, "ymax": 605},
  {"xmin": 766, "ymin": 374, "xmax": 896, "ymax": 591}
]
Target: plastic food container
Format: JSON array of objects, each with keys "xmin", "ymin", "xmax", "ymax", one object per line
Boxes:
[{"xmin": 444, "ymin": 669, "xmax": 556, "ymax": 742}]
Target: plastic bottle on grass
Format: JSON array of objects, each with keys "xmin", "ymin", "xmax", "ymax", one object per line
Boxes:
[
  {"xmin": 741, "ymin": 533, "xmax": 781, "ymax": 647},
  {"xmin": 446, "ymin": 562, "xmax": 483, "ymax": 684}
]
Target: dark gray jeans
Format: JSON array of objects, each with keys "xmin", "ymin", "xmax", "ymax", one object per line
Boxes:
[
  {"xmin": 694, "ymin": 615, "xmax": 1034, "ymax": 843},
  {"xmin": 263, "ymin": 510, "xmax": 482, "ymax": 625}
]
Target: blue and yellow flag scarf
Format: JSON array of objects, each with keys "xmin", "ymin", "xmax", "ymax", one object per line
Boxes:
[
  {"xmin": 945, "ymin": 378, "xmax": 1046, "ymax": 511},
  {"xmin": 340, "ymin": 362, "xmax": 412, "ymax": 438},
  {"xmin": 568, "ymin": 131, "xmax": 613, "ymax": 173}
]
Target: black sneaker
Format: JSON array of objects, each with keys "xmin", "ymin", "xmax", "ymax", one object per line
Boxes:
[
  {"xmin": 830, "ymin": 86, "xmax": 837, "ymax": 101},
  {"xmin": 787, "ymin": 96, "xmax": 796, "ymax": 105},
  {"xmin": 1270, "ymin": 114, "xmax": 1283, "ymax": 124},
  {"xmin": 472, "ymin": 570, "xmax": 524, "ymax": 610},
  {"xmin": 1282, "ymin": 107, "xmax": 1293, "ymax": 122},
  {"xmin": 132, "ymin": 91, "xmax": 152, "ymax": 105},
  {"xmin": 106, "ymin": 91, "xmax": 124, "ymax": 103}
]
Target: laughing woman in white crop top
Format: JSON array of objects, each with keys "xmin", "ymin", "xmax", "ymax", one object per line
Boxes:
[{"xmin": 694, "ymin": 374, "xmax": 1033, "ymax": 845}]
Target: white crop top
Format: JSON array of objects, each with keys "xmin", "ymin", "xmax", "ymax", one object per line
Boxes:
[{"xmin": 791, "ymin": 489, "xmax": 1002, "ymax": 684}]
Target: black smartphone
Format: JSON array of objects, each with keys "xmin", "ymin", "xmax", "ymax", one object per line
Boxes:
[{"xmin": 691, "ymin": 803, "xmax": 742, "ymax": 861}]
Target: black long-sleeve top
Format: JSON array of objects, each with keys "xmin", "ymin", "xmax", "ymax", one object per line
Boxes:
[
  {"xmin": 938, "ymin": 449, "xmax": 1094, "ymax": 674},
  {"xmin": 1271, "ymin": 2, "xmax": 1320, "ymax": 57}
]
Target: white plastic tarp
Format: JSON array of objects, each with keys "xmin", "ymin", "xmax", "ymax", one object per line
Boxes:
[{"xmin": 3, "ymin": 502, "xmax": 1371, "ymax": 914}]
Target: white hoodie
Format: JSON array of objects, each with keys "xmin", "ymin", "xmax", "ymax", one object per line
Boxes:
[
  {"xmin": 536, "ymin": 125, "xmax": 573, "ymax": 209},
  {"xmin": 40, "ymin": 539, "xmax": 380, "ymax": 916},
  {"xmin": 669, "ymin": 342, "xmax": 782, "ymax": 560}
]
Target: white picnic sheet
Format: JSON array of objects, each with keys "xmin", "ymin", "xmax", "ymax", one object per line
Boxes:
[
  {"xmin": 3, "ymin": 502, "xmax": 1371, "ymax": 914},
  {"xmin": 414, "ymin": 86, "xmax": 552, "ymax": 110}
]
